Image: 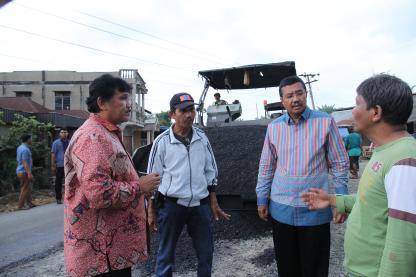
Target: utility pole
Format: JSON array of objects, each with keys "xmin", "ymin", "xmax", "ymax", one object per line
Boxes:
[{"xmin": 299, "ymin": 73, "xmax": 320, "ymax": 110}]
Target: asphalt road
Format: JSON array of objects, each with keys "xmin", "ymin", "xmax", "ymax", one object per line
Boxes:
[{"xmin": 0, "ymin": 203, "xmax": 64, "ymax": 272}]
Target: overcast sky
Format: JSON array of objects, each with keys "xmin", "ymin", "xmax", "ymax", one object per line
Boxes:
[{"xmin": 0, "ymin": 0, "xmax": 415, "ymax": 119}]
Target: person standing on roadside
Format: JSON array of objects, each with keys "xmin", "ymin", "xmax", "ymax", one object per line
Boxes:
[
  {"xmin": 64, "ymin": 74, "xmax": 160, "ymax": 277},
  {"xmin": 345, "ymin": 127, "xmax": 362, "ymax": 179},
  {"xmin": 256, "ymin": 75, "xmax": 349, "ymax": 277},
  {"xmin": 51, "ymin": 128, "xmax": 69, "ymax": 204},
  {"xmin": 16, "ymin": 134, "xmax": 36, "ymax": 210},
  {"xmin": 148, "ymin": 92, "xmax": 230, "ymax": 277},
  {"xmin": 302, "ymin": 74, "xmax": 416, "ymax": 277}
]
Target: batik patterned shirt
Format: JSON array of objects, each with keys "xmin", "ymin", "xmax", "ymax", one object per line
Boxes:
[{"xmin": 64, "ymin": 114, "xmax": 148, "ymax": 277}]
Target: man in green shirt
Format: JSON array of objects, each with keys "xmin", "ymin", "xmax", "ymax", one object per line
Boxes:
[
  {"xmin": 301, "ymin": 74, "xmax": 416, "ymax": 277},
  {"xmin": 345, "ymin": 129, "xmax": 363, "ymax": 179}
]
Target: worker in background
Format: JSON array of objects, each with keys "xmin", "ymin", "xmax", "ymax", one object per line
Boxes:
[
  {"xmin": 213, "ymin": 92, "xmax": 227, "ymax": 105},
  {"xmin": 256, "ymin": 75, "xmax": 349, "ymax": 277},
  {"xmin": 16, "ymin": 134, "xmax": 36, "ymax": 210},
  {"xmin": 302, "ymin": 73, "xmax": 416, "ymax": 277},
  {"xmin": 148, "ymin": 92, "xmax": 230, "ymax": 277},
  {"xmin": 51, "ymin": 128, "xmax": 69, "ymax": 204},
  {"xmin": 344, "ymin": 127, "xmax": 362, "ymax": 179}
]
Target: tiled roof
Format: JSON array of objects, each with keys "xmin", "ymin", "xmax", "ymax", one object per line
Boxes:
[
  {"xmin": 55, "ymin": 110, "xmax": 90, "ymax": 119},
  {"xmin": 0, "ymin": 97, "xmax": 50, "ymax": 113}
]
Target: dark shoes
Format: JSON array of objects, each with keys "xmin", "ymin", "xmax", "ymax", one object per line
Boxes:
[{"xmin": 57, "ymin": 199, "xmax": 63, "ymax": 204}]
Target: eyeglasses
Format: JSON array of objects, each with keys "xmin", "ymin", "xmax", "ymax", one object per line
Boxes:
[{"xmin": 282, "ymin": 90, "xmax": 305, "ymax": 100}]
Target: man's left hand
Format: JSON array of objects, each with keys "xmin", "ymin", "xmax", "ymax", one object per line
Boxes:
[
  {"xmin": 332, "ymin": 208, "xmax": 347, "ymax": 224},
  {"xmin": 209, "ymin": 193, "xmax": 231, "ymax": 221},
  {"xmin": 148, "ymin": 207, "xmax": 158, "ymax": 232}
]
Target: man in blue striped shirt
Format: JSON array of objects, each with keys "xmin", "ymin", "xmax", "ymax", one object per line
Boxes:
[{"xmin": 256, "ymin": 76, "xmax": 349, "ymax": 277}]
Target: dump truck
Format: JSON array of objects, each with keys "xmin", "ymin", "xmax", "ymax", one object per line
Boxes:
[{"xmin": 133, "ymin": 61, "xmax": 297, "ymax": 211}]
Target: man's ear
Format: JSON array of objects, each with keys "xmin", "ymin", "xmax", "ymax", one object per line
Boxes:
[
  {"xmin": 168, "ymin": 110, "xmax": 174, "ymax": 119},
  {"xmin": 371, "ymin": 105, "xmax": 383, "ymax": 123},
  {"xmin": 97, "ymin": 96, "xmax": 107, "ymax": 112}
]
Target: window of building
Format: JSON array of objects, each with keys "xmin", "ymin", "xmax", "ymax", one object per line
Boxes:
[
  {"xmin": 15, "ymin": 91, "xmax": 32, "ymax": 97},
  {"xmin": 55, "ymin": 91, "xmax": 71, "ymax": 110}
]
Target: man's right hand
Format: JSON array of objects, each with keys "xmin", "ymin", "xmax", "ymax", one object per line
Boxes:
[
  {"xmin": 51, "ymin": 166, "xmax": 56, "ymax": 176},
  {"xmin": 27, "ymin": 173, "xmax": 34, "ymax": 182},
  {"xmin": 139, "ymin": 173, "xmax": 160, "ymax": 193},
  {"xmin": 300, "ymin": 188, "xmax": 335, "ymax": 210},
  {"xmin": 258, "ymin": 205, "xmax": 269, "ymax": 221}
]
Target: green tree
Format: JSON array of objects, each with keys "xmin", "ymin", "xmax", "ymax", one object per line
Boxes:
[
  {"xmin": 156, "ymin": 111, "xmax": 171, "ymax": 126},
  {"xmin": 1, "ymin": 114, "xmax": 54, "ymax": 161},
  {"xmin": 318, "ymin": 104, "xmax": 336, "ymax": 114},
  {"xmin": 0, "ymin": 112, "xmax": 4, "ymax": 126},
  {"xmin": 0, "ymin": 114, "xmax": 54, "ymax": 195}
]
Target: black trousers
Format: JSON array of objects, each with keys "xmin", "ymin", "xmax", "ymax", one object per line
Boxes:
[
  {"xmin": 349, "ymin": 156, "xmax": 360, "ymax": 170},
  {"xmin": 95, "ymin": 267, "xmax": 131, "ymax": 277},
  {"xmin": 55, "ymin": 167, "xmax": 64, "ymax": 201},
  {"xmin": 272, "ymin": 219, "xmax": 330, "ymax": 277}
]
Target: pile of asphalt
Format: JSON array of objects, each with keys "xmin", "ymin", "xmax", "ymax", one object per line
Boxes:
[{"xmin": 204, "ymin": 125, "xmax": 268, "ymax": 200}]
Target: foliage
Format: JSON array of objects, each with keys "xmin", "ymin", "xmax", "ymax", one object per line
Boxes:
[
  {"xmin": 1, "ymin": 114, "xmax": 54, "ymax": 161},
  {"xmin": 156, "ymin": 111, "xmax": 171, "ymax": 126},
  {"xmin": 0, "ymin": 112, "xmax": 4, "ymax": 126},
  {"xmin": 318, "ymin": 104, "xmax": 336, "ymax": 114},
  {"xmin": 0, "ymin": 114, "xmax": 54, "ymax": 195}
]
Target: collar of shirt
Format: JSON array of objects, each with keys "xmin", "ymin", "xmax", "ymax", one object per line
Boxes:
[
  {"xmin": 21, "ymin": 143, "xmax": 30, "ymax": 150},
  {"xmin": 89, "ymin": 113, "xmax": 122, "ymax": 138},
  {"xmin": 169, "ymin": 125, "xmax": 202, "ymax": 144},
  {"xmin": 284, "ymin": 106, "xmax": 312, "ymax": 125}
]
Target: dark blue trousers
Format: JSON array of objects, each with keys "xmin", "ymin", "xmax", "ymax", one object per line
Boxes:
[{"xmin": 155, "ymin": 200, "xmax": 213, "ymax": 277}]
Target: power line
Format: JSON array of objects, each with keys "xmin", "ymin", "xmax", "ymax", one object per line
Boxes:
[
  {"xmin": 13, "ymin": 2, "xmax": 227, "ymax": 66},
  {"xmin": 0, "ymin": 51, "xmax": 200, "ymax": 89},
  {"xmin": 0, "ymin": 24, "xmax": 195, "ymax": 72},
  {"xmin": 0, "ymin": 52, "xmax": 65, "ymax": 67},
  {"xmin": 145, "ymin": 79, "xmax": 196, "ymax": 88},
  {"xmin": 76, "ymin": 11, "xmax": 231, "ymax": 65}
]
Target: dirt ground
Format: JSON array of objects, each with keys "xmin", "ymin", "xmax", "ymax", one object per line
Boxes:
[{"xmin": 0, "ymin": 189, "xmax": 56, "ymax": 213}]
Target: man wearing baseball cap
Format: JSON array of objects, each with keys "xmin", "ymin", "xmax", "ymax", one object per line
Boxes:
[{"xmin": 148, "ymin": 92, "xmax": 230, "ymax": 277}]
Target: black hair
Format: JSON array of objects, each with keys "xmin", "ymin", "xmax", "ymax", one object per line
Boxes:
[
  {"xmin": 278, "ymin": 75, "xmax": 307, "ymax": 97},
  {"xmin": 21, "ymin": 134, "xmax": 31, "ymax": 143},
  {"xmin": 86, "ymin": 74, "xmax": 132, "ymax": 113},
  {"xmin": 356, "ymin": 74, "xmax": 413, "ymax": 126},
  {"xmin": 214, "ymin": 92, "xmax": 221, "ymax": 97}
]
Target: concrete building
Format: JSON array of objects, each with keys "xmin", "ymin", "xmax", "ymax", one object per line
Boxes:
[{"xmin": 0, "ymin": 69, "xmax": 159, "ymax": 154}]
